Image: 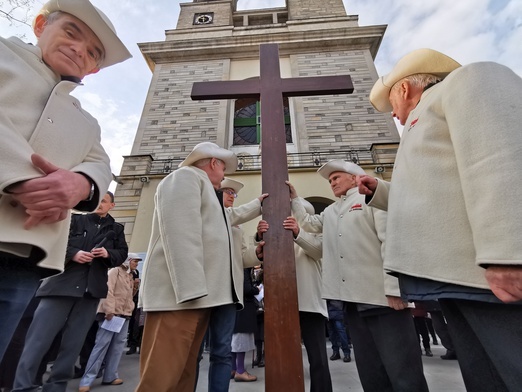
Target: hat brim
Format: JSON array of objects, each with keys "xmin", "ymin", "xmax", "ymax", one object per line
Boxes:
[
  {"xmin": 36, "ymin": 0, "xmax": 131, "ymax": 68},
  {"xmin": 179, "ymin": 143, "xmax": 238, "ymax": 174},
  {"xmin": 317, "ymin": 159, "xmax": 365, "ymax": 179},
  {"xmin": 220, "ymin": 178, "xmax": 244, "ymax": 193},
  {"xmin": 370, "ymin": 48, "xmax": 461, "ymax": 113}
]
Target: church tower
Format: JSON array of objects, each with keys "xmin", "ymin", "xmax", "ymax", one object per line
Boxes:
[{"xmin": 113, "ymin": 0, "xmax": 399, "ymax": 251}]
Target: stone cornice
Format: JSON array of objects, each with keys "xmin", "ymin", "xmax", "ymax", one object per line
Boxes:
[{"xmin": 138, "ymin": 24, "xmax": 386, "ymax": 71}]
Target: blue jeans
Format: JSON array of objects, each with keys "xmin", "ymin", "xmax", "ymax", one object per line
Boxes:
[
  {"xmin": 327, "ymin": 319, "xmax": 351, "ymax": 356},
  {"xmin": 207, "ymin": 304, "xmax": 236, "ymax": 392},
  {"xmin": 0, "ymin": 256, "xmax": 42, "ymax": 361}
]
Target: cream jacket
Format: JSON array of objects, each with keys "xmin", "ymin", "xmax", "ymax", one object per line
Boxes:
[
  {"xmin": 369, "ymin": 62, "xmax": 522, "ymax": 289},
  {"xmin": 292, "ymin": 189, "xmax": 400, "ymax": 307},
  {"xmin": 0, "ymin": 37, "xmax": 111, "ymax": 271},
  {"xmin": 228, "ymin": 200, "xmax": 264, "ymax": 306},
  {"xmin": 294, "ymin": 230, "xmax": 328, "ymax": 317},
  {"xmin": 98, "ymin": 266, "xmax": 135, "ymax": 317},
  {"xmin": 139, "ymin": 167, "xmax": 261, "ymax": 311}
]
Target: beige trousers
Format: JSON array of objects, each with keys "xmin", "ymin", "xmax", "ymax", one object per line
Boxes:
[{"xmin": 136, "ymin": 308, "xmax": 211, "ymax": 392}]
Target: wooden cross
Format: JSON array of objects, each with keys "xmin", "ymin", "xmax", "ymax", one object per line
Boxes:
[{"xmin": 191, "ymin": 43, "xmax": 353, "ymax": 391}]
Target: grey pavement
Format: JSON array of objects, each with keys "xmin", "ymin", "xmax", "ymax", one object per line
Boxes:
[{"xmin": 61, "ymin": 343, "xmax": 465, "ymax": 392}]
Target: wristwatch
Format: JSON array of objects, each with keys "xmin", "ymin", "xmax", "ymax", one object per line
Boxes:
[{"xmin": 84, "ymin": 178, "xmax": 95, "ymax": 201}]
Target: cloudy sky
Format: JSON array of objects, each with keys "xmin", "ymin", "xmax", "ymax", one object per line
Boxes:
[{"xmin": 2, "ymin": 0, "xmax": 521, "ymax": 182}]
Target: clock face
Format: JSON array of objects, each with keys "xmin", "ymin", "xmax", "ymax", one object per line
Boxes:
[{"xmin": 194, "ymin": 13, "xmax": 214, "ymax": 25}]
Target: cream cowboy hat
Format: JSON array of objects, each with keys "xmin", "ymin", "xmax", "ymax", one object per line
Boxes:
[
  {"xmin": 317, "ymin": 159, "xmax": 365, "ymax": 179},
  {"xmin": 35, "ymin": 0, "xmax": 132, "ymax": 68},
  {"xmin": 178, "ymin": 142, "xmax": 238, "ymax": 174},
  {"xmin": 369, "ymin": 48, "xmax": 461, "ymax": 113},
  {"xmin": 220, "ymin": 178, "xmax": 244, "ymax": 194}
]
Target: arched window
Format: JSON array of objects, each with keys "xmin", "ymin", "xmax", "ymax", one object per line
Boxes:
[{"xmin": 233, "ymin": 97, "xmax": 292, "ymax": 145}]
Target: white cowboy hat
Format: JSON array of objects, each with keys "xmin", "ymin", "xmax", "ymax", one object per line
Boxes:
[
  {"xmin": 317, "ymin": 159, "xmax": 365, "ymax": 179},
  {"xmin": 220, "ymin": 178, "xmax": 244, "ymax": 194},
  {"xmin": 370, "ymin": 48, "xmax": 461, "ymax": 113},
  {"xmin": 35, "ymin": 0, "xmax": 132, "ymax": 68},
  {"xmin": 178, "ymin": 142, "xmax": 238, "ymax": 174}
]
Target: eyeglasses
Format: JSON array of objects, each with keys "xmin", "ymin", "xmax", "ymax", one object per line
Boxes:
[{"xmin": 223, "ymin": 189, "xmax": 237, "ymax": 198}]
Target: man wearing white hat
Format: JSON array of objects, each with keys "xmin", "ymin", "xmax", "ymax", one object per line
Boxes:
[
  {"xmin": 0, "ymin": 0, "xmax": 131, "ymax": 362},
  {"xmin": 138, "ymin": 142, "xmax": 262, "ymax": 392},
  {"xmin": 288, "ymin": 159, "xmax": 428, "ymax": 391},
  {"xmin": 359, "ymin": 48, "xmax": 522, "ymax": 390},
  {"xmin": 193, "ymin": 177, "xmax": 266, "ymax": 389}
]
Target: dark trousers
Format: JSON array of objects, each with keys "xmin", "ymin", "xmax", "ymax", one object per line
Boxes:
[
  {"xmin": 0, "ymin": 255, "xmax": 43, "ymax": 362},
  {"xmin": 299, "ymin": 312, "xmax": 332, "ymax": 392},
  {"xmin": 430, "ymin": 310, "xmax": 454, "ymax": 351},
  {"xmin": 13, "ymin": 296, "xmax": 99, "ymax": 392},
  {"xmin": 439, "ymin": 298, "xmax": 522, "ymax": 392},
  {"xmin": 79, "ymin": 321, "xmax": 99, "ymax": 371},
  {"xmin": 344, "ymin": 302, "xmax": 429, "ymax": 392},
  {"xmin": 413, "ymin": 316, "xmax": 431, "ymax": 349}
]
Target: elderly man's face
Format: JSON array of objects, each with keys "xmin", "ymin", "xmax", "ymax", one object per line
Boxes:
[
  {"xmin": 221, "ymin": 187, "xmax": 237, "ymax": 208},
  {"xmin": 208, "ymin": 158, "xmax": 227, "ymax": 189},
  {"xmin": 389, "ymin": 80, "xmax": 424, "ymax": 126},
  {"xmin": 129, "ymin": 259, "xmax": 139, "ymax": 271},
  {"xmin": 33, "ymin": 13, "xmax": 104, "ymax": 79},
  {"xmin": 389, "ymin": 85, "xmax": 410, "ymax": 126},
  {"xmin": 328, "ymin": 171, "xmax": 356, "ymax": 198}
]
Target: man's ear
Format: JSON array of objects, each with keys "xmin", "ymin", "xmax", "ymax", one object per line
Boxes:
[
  {"xmin": 86, "ymin": 67, "xmax": 101, "ymax": 75},
  {"xmin": 33, "ymin": 14, "xmax": 47, "ymax": 38}
]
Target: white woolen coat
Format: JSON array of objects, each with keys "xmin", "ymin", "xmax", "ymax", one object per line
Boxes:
[
  {"xmin": 293, "ymin": 230, "xmax": 328, "ymax": 317},
  {"xmin": 292, "ymin": 189, "xmax": 400, "ymax": 307},
  {"xmin": 369, "ymin": 62, "xmax": 522, "ymax": 289},
  {"xmin": 246, "ymin": 225, "xmax": 327, "ymax": 316},
  {"xmin": 0, "ymin": 37, "xmax": 111, "ymax": 271},
  {"xmin": 227, "ymin": 199, "xmax": 263, "ymax": 305},
  {"xmin": 139, "ymin": 167, "xmax": 261, "ymax": 311}
]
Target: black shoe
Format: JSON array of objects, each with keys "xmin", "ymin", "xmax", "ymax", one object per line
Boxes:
[
  {"xmin": 440, "ymin": 350, "xmax": 457, "ymax": 360},
  {"xmin": 432, "ymin": 340, "xmax": 439, "ymax": 345},
  {"xmin": 329, "ymin": 352, "xmax": 341, "ymax": 361},
  {"xmin": 425, "ymin": 348, "xmax": 433, "ymax": 357},
  {"xmin": 126, "ymin": 346, "xmax": 137, "ymax": 355},
  {"xmin": 257, "ymin": 357, "xmax": 265, "ymax": 368},
  {"xmin": 343, "ymin": 355, "xmax": 351, "ymax": 363}
]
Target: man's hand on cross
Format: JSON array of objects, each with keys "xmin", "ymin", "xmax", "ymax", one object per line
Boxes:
[{"xmin": 285, "ymin": 181, "xmax": 298, "ymax": 200}]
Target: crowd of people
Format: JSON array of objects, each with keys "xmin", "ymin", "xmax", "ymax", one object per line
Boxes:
[{"xmin": 1, "ymin": 0, "xmax": 522, "ymax": 391}]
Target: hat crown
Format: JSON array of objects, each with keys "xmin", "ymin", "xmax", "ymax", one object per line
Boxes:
[{"xmin": 370, "ymin": 48, "xmax": 461, "ymax": 112}]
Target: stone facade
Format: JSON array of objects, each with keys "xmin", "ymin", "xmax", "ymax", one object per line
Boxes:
[
  {"xmin": 287, "ymin": 0, "xmax": 347, "ymax": 20},
  {"xmin": 115, "ymin": 0, "xmax": 399, "ymax": 250}
]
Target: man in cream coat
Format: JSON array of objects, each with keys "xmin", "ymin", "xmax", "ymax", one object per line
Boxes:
[
  {"xmin": 359, "ymin": 48, "xmax": 522, "ymax": 391},
  {"xmin": 288, "ymin": 160, "xmax": 428, "ymax": 392},
  {"xmin": 195, "ymin": 178, "xmax": 266, "ymax": 390},
  {"xmin": 0, "ymin": 0, "xmax": 131, "ymax": 361},
  {"xmin": 137, "ymin": 143, "xmax": 262, "ymax": 392}
]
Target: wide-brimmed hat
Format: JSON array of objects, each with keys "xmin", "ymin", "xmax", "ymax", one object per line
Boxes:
[
  {"xmin": 370, "ymin": 48, "xmax": 461, "ymax": 113},
  {"xmin": 317, "ymin": 159, "xmax": 365, "ymax": 179},
  {"xmin": 178, "ymin": 142, "xmax": 238, "ymax": 174},
  {"xmin": 35, "ymin": 0, "xmax": 132, "ymax": 68},
  {"xmin": 220, "ymin": 177, "xmax": 244, "ymax": 194}
]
